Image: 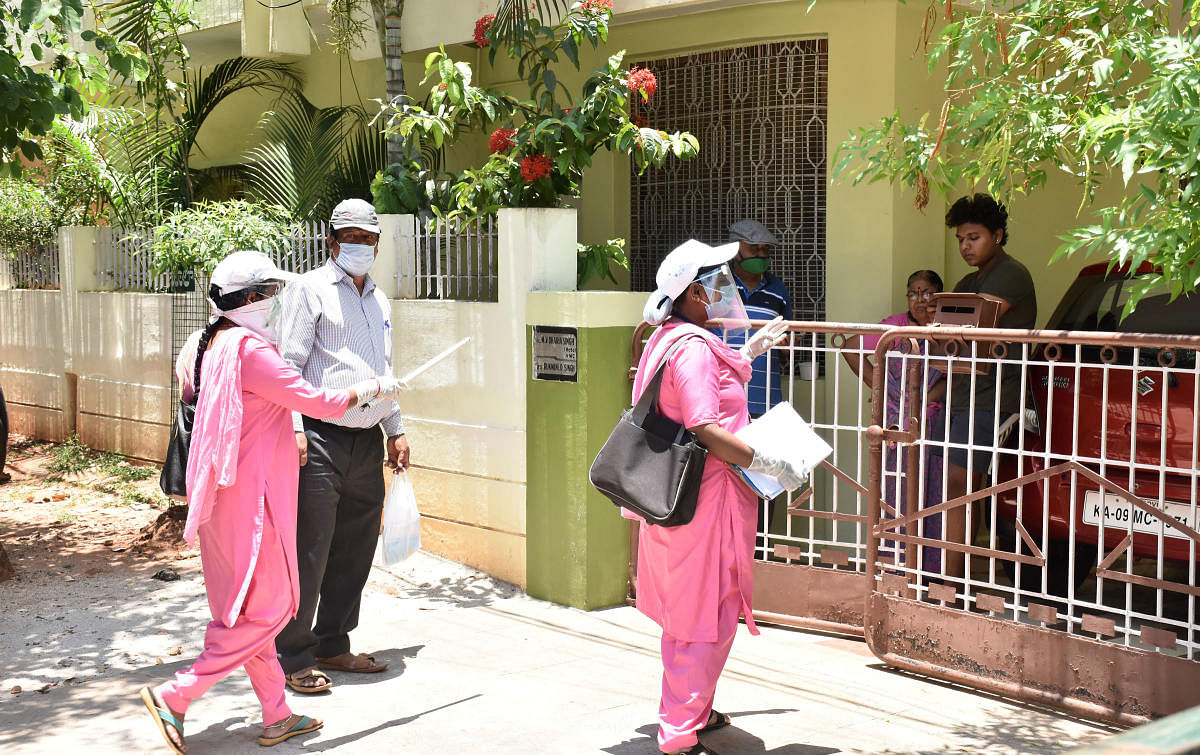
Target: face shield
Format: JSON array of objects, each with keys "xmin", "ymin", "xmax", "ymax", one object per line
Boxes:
[{"xmin": 696, "ymin": 265, "xmax": 750, "ymax": 331}]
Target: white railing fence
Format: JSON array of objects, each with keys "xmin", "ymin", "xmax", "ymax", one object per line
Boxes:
[
  {"xmin": 397, "ymin": 215, "xmax": 498, "ymax": 302},
  {"xmin": 97, "ymin": 227, "xmax": 169, "ymax": 291},
  {"xmin": 0, "ymin": 242, "xmax": 61, "ymax": 290}
]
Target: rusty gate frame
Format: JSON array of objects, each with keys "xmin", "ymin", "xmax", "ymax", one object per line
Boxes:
[{"xmin": 863, "ymin": 325, "xmax": 1200, "ymax": 726}]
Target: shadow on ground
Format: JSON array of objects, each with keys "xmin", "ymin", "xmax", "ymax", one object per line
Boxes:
[{"xmin": 603, "ymin": 712, "xmax": 839, "ymax": 755}]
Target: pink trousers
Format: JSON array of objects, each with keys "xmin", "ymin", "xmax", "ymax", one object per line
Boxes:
[
  {"xmin": 656, "ymin": 562, "xmax": 742, "ymax": 753},
  {"xmin": 158, "ymin": 520, "xmax": 293, "ymax": 726}
]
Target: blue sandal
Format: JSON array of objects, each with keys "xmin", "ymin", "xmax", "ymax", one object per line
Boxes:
[
  {"xmin": 257, "ymin": 713, "xmax": 323, "ymax": 746},
  {"xmin": 138, "ymin": 686, "xmax": 185, "ymax": 754}
]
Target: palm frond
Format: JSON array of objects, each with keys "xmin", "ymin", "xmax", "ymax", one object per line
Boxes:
[
  {"xmin": 243, "ymin": 92, "xmax": 378, "ymax": 221},
  {"xmin": 490, "ymin": 0, "xmax": 573, "ymax": 46},
  {"xmin": 180, "ymin": 57, "xmax": 303, "ymax": 158}
]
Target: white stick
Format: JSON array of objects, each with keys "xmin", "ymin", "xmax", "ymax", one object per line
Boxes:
[{"xmin": 399, "ymin": 337, "xmax": 471, "ymax": 386}]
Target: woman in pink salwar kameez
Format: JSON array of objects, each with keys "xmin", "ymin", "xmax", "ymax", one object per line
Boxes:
[
  {"xmin": 138, "ymin": 252, "xmax": 402, "ymax": 753},
  {"xmin": 634, "ymin": 241, "xmax": 802, "ymax": 755}
]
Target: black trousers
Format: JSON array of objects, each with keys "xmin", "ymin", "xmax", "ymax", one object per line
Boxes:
[{"xmin": 275, "ymin": 418, "xmax": 385, "ymax": 675}]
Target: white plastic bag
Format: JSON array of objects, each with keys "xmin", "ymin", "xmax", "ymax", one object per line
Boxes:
[{"xmin": 379, "ymin": 468, "xmax": 421, "ymax": 565}]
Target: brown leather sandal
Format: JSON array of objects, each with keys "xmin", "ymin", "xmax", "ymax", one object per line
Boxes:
[
  {"xmin": 285, "ymin": 668, "xmax": 331, "ymax": 693},
  {"xmin": 314, "ymin": 652, "xmax": 388, "ymax": 673}
]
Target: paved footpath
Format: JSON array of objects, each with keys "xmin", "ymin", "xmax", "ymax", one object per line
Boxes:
[{"xmin": 0, "ymin": 551, "xmax": 1117, "ymax": 754}]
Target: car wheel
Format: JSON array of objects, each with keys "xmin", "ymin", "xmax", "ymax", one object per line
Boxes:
[{"xmin": 996, "ymin": 516, "xmax": 1096, "ymax": 598}]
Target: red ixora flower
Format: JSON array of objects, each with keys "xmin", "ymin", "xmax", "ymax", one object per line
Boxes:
[
  {"xmin": 580, "ymin": 0, "xmax": 613, "ymax": 13},
  {"xmin": 489, "ymin": 127, "xmax": 517, "ymax": 153},
  {"xmin": 632, "ymin": 113, "xmax": 648, "ymax": 128},
  {"xmin": 473, "ymin": 14, "xmax": 495, "ymax": 47},
  {"xmin": 627, "ymin": 66, "xmax": 658, "ymax": 102},
  {"xmin": 520, "ymin": 154, "xmax": 552, "ymax": 183}
]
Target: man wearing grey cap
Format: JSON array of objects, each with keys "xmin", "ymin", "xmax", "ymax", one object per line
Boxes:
[
  {"xmin": 728, "ymin": 219, "xmax": 793, "ymax": 416},
  {"xmin": 274, "ymin": 198, "xmax": 409, "ymax": 693}
]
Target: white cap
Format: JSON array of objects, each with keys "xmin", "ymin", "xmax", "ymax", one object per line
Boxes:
[
  {"xmin": 642, "ymin": 239, "xmax": 739, "ymax": 324},
  {"xmin": 329, "ymin": 198, "xmax": 381, "ymax": 234},
  {"xmin": 210, "ymin": 250, "xmax": 298, "ymax": 297}
]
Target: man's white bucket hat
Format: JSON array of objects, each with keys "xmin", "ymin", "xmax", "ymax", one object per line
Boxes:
[
  {"xmin": 643, "ymin": 239, "xmax": 739, "ymax": 324},
  {"xmin": 329, "ymin": 198, "xmax": 381, "ymax": 234}
]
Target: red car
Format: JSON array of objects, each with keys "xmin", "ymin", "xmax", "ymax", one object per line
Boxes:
[{"xmin": 994, "ymin": 262, "xmax": 1200, "ymax": 595}]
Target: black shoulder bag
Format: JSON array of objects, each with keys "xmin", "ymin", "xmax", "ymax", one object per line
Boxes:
[
  {"xmin": 588, "ymin": 339, "xmax": 708, "ymax": 527},
  {"xmin": 159, "ymin": 398, "xmax": 195, "ymax": 500}
]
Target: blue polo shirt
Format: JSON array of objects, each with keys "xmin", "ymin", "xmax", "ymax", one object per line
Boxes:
[{"xmin": 728, "ymin": 273, "xmax": 794, "ymax": 416}]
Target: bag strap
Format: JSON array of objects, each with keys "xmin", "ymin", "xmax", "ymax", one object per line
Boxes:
[{"xmin": 630, "ymin": 336, "xmax": 699, "ymax": 425}]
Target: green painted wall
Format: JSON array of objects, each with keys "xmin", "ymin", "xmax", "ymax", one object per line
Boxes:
[{"xmin": 526, "ymin": 324, "xmax": 633, "ymax": 609}]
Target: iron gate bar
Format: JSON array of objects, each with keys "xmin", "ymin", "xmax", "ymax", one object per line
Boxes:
[{"xmin": 863, "ymin": 323, "xmax": 1200, "ymax": 724}]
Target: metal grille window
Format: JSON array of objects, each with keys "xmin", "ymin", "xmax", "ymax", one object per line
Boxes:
[{"xmin": 630, "ymin": 39, "xmax": 828, "ymax": 321}]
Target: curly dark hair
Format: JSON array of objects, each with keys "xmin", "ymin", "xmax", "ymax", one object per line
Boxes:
[{"xmin": 945, "ymin": 193, "xmax": 1009, "ymax": 246}]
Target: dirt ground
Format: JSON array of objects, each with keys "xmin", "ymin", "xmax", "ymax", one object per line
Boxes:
[{"xmin": 0, "ymin": 434, "xmax": 203, "ymax": 699}]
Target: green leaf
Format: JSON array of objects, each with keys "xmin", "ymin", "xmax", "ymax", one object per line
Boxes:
[{"xmin": 561, "ymin": 34, "xmax": 580, "ymax": 68}]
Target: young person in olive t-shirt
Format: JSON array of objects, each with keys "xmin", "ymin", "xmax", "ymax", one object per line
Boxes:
[{"xmin": 938, "ymin": 194, "xmax": 1036, "ymax": 578}]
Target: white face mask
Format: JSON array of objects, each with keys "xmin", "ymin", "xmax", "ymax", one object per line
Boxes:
[
  {"xmin": 224, "ymin": 297, "xmax": 281, "ymax": 343},
  {"xmin": 334, "ymin": 242, "xmax": 376, "ymax": 276}
]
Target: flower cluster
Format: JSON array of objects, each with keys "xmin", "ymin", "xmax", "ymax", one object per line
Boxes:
[
  {"xmin": 519, "ymin": 154, "xmax": 552, "ymax": 183},
  {"xmin": 580, "ymin": 0, "xmax": 613, "ymax": 14},
  {"xmin": 627, "ymin": 66, "xmax": 658, "ymax": 102},
  {"xmin": 489, "ymin": 127, "xmax": 517, "ymax": 153},
  {"xmin": 473, "ymin": 14, "xmax": 495, "ymax": 47},
  {"xmin": 632, "ymin": 113, "xmax": 648, "ymax": 128}
]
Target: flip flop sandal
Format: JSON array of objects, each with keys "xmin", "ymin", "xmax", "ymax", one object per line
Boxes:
[
  {"xmin": 138, "ymin": 686, "xmax": 186, "ymax": 754},
  {"xmin": 257, "ymin": 714, "xmax": 323, "ymax": 746},
  {"xmin": 699, "ymin": 709, "xmax": 731, "ymax": 734},
  {"xmin": 285, "ymin": 669, "xmax": 331, "ymax": 694},
  {"xmin": 314, "ymin": 652, "xmax": 388, "ymax": 673}
]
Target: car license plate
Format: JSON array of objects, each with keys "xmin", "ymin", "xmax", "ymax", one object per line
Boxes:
[{"xmin": 1081, "ymin": 491, "xmax": 1196, "ymax": 540}]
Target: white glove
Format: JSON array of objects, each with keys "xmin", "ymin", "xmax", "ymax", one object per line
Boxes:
[
  {"xmin": 739, "ymin": 316, "xmax": 788, "ymax": 361},
  {"xmin": 375, "ymin": 375, "xmax": 409, "ymax": 401},
  {"xmin": 349, "ymin": 377, "xmax": 383, "ymax": 403},
  {"xmin": 747, "ymin": 448, "xmax": 807, "ymax": 492}
]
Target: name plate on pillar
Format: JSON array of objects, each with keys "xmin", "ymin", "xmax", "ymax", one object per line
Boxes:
[{"xmin": 532, "ymin": 326, "xmax": 578, "ymax": 382}]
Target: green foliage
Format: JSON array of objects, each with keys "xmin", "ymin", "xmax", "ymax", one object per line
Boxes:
[
  {"xmin": 577, "ymin": 237, "xmax": 628, "ymax": 287},
  {"xmin": 46, "ymin": 434, "xmax": 98, "ymax": 479},
  {"xmin": 95, "ymin": 0, "xmax": 196, "ymax": 116},
  {"xmin": 244, "ymin": 91, "xmax": 386, "ymax": 222},
  {"xmin": 27, "ymin": 122, "xmax": 110, "ymax": 227},
  {"xmin": 147, "ymin": 200, "xmax": 292, "ymax": 276},
  {"xmin": 0, "ymin": 179, "xmax": 56, "ymax": 256},
  {"xmin": 381, "ymin": 3, "xmax": 699, "ymax": 223},
  {"xmin": 834, "ymin": 0, "xmax": 1200, "ymax": 313},
  {"xmin": 0, "ymin": 1, "xmax": 147, "ymax": 172},
  {"xmin": 372, "ymin": 164, "xmax": 422, "ymax": 214}
]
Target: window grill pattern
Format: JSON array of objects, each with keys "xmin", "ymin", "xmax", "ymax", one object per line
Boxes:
[{"xmin": 630, "ymin": 39, "xmax": 828, "ymax": 321}]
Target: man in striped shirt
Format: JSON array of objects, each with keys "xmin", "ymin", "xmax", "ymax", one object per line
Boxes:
[{"xmin": 274, "ymin": 198, "xmax": 408, "ymax": 693}]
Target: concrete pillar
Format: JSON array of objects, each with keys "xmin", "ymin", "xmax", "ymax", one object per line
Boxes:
[
  {"xmin": 375, "ymin": 214, "xmax": 416, "ymax": 300},
  {"xmin": 241, "ymin": 0, "xmax": 310, "ymax": 57},
  {"xmin": 525, "ymin": 291, "xmax": 646, "ymax": 609},
  {"xmin": 57, "ymin": 226, "xmax": 104, "ymax": 435}
]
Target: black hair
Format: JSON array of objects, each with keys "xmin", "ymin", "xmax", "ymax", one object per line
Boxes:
[
  {"xmin": 907, "ymin": 269, "xmax": 944, "ymax": 292},
  {"xmin": 945, "ymin": 193, "xmax": 1010, "ymax": 245},
  {"xmin": 192, "ymin": 285, "xmax": 260, "ymax": 394}
]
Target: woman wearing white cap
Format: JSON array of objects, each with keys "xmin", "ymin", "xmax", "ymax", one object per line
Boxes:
[
  {"xmin": 634, "ymin": 240, "xmax": 802, "ymax": 754},
  {"xmin": 139, "ymin": 251, "xmax": 403, "ymax": 753}
]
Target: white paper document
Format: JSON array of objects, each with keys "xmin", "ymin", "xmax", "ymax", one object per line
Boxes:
[{"xmin": 733, "ymin": 401, "xmax": 833, "ymax": 498}]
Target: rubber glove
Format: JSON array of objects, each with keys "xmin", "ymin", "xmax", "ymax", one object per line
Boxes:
[
  {"xmin": 349, "ymin": 377, "xmax": 384, "ymax": 403},
  {"xmin": 747, "ymin": 448, "xmax": 807, "ymax": 492},
  {"xmin": 740, "ymin": 316, "xmax": 788, "ymax": 361},
  {"xmin": 375, "ymin": 375, "xmax": 409, "ymax": 400}
]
